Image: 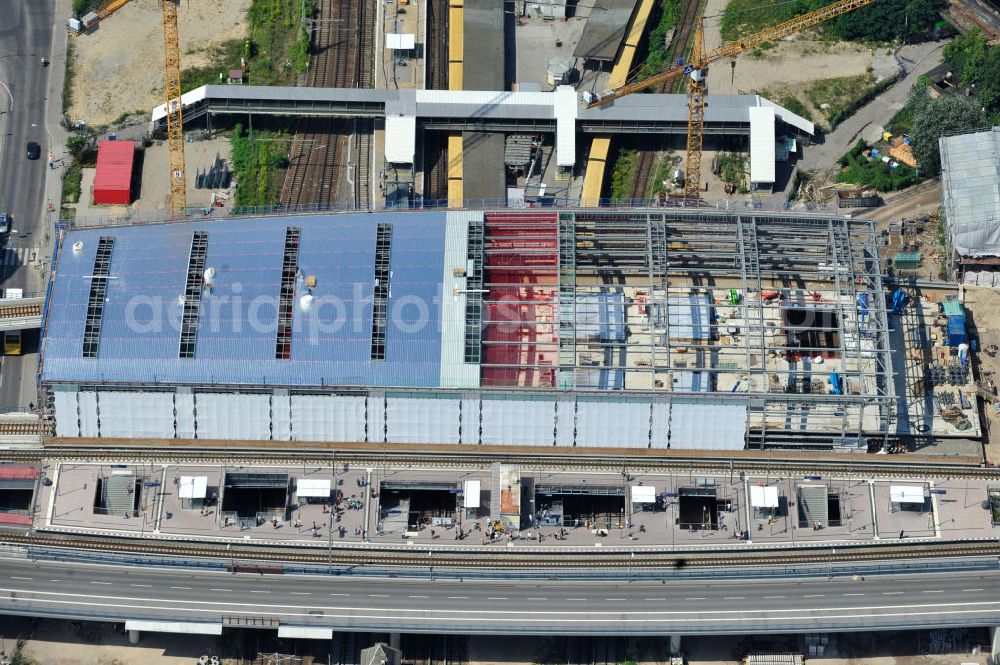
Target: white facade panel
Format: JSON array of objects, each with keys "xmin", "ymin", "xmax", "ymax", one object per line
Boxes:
[
  {"xmin": 271, "ymin": 392, "xmax": 292, "ymax": 441},
  {"xmin": 297, "ymin": 478, "xmax": 332, "ymax": 498},
  {"xmin": 631, "ymin": 485, "xmax": 656, "ymax": 503},
  {"xmin": 386, "ymin": 396, "xmax": 461, "ymax": 443},
  {"xmin": 98, "ymin": 391, "xmax": 176, "ymax": 438},
  {"xmin": 480, "ymin": 398, "xmax": 555, "ymax": 445},
  {"xmin": 175, "ymin": 391, "xmax": 195, "ymax": 439},
  {"xmin": 651, "ymin": 400, "xmax": 670, "ymax": 448},
  {"xmin": 53, "ymin": 389, "xmax": 79, "ymax": 437},
  {"xmin": 554, "ymin": 85, "xmax": 577, "ymax": 167},
  {"xmin": 460, "ymin": 398, "xmax": 480, "ymax": 444},
  {"xmin": 669, "ymin": 401, "xmax": 747, "ymax": 450},
  {"xmin": 195, "ymin": 393, "xmax": 271, "ymax": 440},
  {"xmin": 749, "ymin": 106, "xmax": 776, "ymax": 185},
  {"xmin": 555, "ymin": 397, "xmax": 575, "ymax": 446},
  {"xmin": 125, "ymin": 620, "xmax": 222, "ymax": 636},
  {"xmin": 575, "ymin": 399, "xmax": 650, "ymax": 448},
  {"xmin": 290, "ymin": 395, "xmax": 367, "ymax": 442},
  {"xmin": 750, "ymin": 485, "xmax": 779, "ymax": 508},
  {"xmin": 385, "ymin": 115, "xmax": 416, "ymax": 164},
  {"xmin": 367, "ymin": 395, "xmax": 386, "ymax": 442},
  {"xmin": 464, "ymin": 479, "xmax": 481, "ymax": 508},
  {"xmin": 179, "ymin": 476, "xmax": 208, "ymax": 499},
  {"xmin": 890, "ymin": 485, "xmax": 925, "ymax": 504},
  {"xmin": 78, "ymin": 391, "xmax": 99, "ymax": 437},
  {"xmin": 277, "ymin": 626, "xmax": 334, "ymax": 639}
]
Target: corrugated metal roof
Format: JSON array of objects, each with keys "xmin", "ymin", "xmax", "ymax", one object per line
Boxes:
[
  {"xmin": 93, "ymin": 140, "xmax": 134, "ymax": 202},
  {"xmin": 940, "ymin": 127, "xmax": 1000, "ymax": 257},
  {"xmin": 749, "ymin": 106, "xmax": 776, "ymax": 184},
  {"xmin": 573, "ymin": 0, "xmax": 638, "ymax": 61},
  {"xmin": 42, "ymin": 212, "xmax": 448, "ymax": 388}
]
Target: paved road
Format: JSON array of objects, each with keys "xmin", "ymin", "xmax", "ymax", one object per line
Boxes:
[
  {"xmin": 799, "ymin": 40, "xmax": 949, "ymax": 173},
  {"xmin": 1, "ymin": 557, "xmax": 1000, "ymax": 635},
  {"xmin": 0, "ymin": 0, "xmax": 59, "ymax": 411}
]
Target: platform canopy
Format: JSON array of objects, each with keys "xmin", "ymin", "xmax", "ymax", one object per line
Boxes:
[
  {"xmin": 750, "ymin": 485, "xmax": 779, "ymax": 508},
  {"xmin": 297, "ymin": 478, "xmax": 332, "ymax": 498},
  {"xmin": 890, "ymin": 485, "xmax": 925, "ymax": 504},
  {"xmin": 178, "ymin": 476, "xmax": 207, "ymax": 500},
  {"xmin": 463, "ymin": 479, "xmax": 481, "ymax": 508},
  {"xmin": 631, "ymin": 485, "xmax": 656, "ymax": 504}
]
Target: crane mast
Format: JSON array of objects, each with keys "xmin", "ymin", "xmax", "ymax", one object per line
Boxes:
[
  {"xmin": 588, "ymin": 0, "xmax": 878, "ymax": 199},
  {"xmin": 162, "ymin": 0, "xmax": 187, "ymax": 214}
]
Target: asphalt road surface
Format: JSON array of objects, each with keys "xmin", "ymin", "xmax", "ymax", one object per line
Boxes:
[
  {"xmin": 1, "ymin": 557, "xmax": 1000, "ymax": 635},
  {"xmin": 0, "ymin": 0, "xmax": 55, "ymax": 410}
]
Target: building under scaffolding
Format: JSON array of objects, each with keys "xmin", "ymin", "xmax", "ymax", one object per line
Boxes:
[{"xmin": 40, "ymin": 209, "xmax": 893, "ymax": 450}]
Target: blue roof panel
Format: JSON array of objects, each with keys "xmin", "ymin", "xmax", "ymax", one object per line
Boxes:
[{"xmin": 42, "ymin": 212, "xmax": 449, "ymax": 388}]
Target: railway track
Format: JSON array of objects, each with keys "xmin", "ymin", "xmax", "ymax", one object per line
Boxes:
[
  {"xmin": 280, "ymin": 0, "xmax": 375, "ymax": 210},
  {"xmin": 423, "ymin": 130, "xmax": 449, "ymax": 202},
  {"xmin": 426, "ymin": 0, "xmax": 449, "ymax": 90},
  {"xmin": 3, "ymin": 445, "xmax": 995, "ymax": 479},
  {"xmin": 629, "ymin": 0, "xmax": 703, "ymax": 199},
  {"xmin": 354, "ymin": 118, "xmax": 373, "ymax": 210},
  {"xmin": 4, "ymin": 530, "xmax": 1000, "ymax": 569}
]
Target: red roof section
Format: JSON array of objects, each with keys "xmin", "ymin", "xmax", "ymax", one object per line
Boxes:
[
  {"xmin": 0, "ymin": 466, "xmax": 38, "ymax": 480},
  {"xmin": 93, "ymin": 140, "xmax": 135, "ymax": 204}
]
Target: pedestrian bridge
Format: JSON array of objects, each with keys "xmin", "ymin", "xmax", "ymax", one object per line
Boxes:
[{"xmin": 152, "ymin": 85, "xmax": 815, "ymax": 169}]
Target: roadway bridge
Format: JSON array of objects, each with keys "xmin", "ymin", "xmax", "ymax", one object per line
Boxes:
[
  {"xmin": 2, "ymin": 555, "xmax": 1000, "ymax": 636},
  {"xmin": 0, "ymin": 295, "xmax": 43, "ymax": 332},
  {"xmin": 152, "ymin": 85, "xmax": 815, "ymax": 168}
]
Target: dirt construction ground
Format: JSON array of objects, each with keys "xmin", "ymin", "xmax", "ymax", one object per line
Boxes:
[
  {"xmin": 962, "ymin": 286, "xmax": 1000, "ymax": 462},
  {"xmin": 67, "ymin": 0, "xmax": 250, "ymax": 126},
  {"xmin": 701, "ymin": 0, "xmax": 897, "ymax": 105}
]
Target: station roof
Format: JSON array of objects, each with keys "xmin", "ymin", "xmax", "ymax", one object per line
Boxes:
[
  {"xmin": 42, "ymin": 212, "xmax": 448, "ymax": 389},
  {"xmin": 574, "ymin": 0, "xmax": 639, "ymax": 61}
]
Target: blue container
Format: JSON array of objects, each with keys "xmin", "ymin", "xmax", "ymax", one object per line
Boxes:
[{"xmin": 947, "ymin": 315, "xmax": 967, "ymax": 346}]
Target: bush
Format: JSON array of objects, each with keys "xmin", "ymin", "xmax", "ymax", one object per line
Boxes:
[
  {"xmin": 230, "ymin": 123, "xmax": 286, "ymax": 208},
  {"xmin": 62, "ymin": 42, "xmax": 75, "ymax": 114},
  {"xmin": 610, "ymin": 148, "xmax": 637, "ymax": 200},
  {"xmin": 638, "ymin": 0, "xmax": 682, "ymax": 80},
  {"xmin": 836, "ymin": 146, "xmax": 921, "ymax": 191}
]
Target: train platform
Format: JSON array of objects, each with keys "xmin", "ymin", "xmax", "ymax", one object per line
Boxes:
[
  {"xmin": 580, "ymin": 0, "xmax": 656, "ymax": 206},
  {"xmin": 28, "ymin": 460, "xmax": 1000, "ymax": 551},
  {"xmin": 377, "ymin": 0, "xmax": 426, "ymax": 91}
]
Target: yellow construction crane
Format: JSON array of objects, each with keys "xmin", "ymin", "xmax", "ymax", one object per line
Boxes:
[
  {"xmin": 161, "ymin": 0, "xmax": 187, "ymax": 214},
  {"xmin": 587, "ymin": 0, "xmax": 877, "ymax": 199}
]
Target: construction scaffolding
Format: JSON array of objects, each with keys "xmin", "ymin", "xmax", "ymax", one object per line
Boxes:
[{"xmin": 472, "ymin": 209, "xmax": 895, "ymax": 450}]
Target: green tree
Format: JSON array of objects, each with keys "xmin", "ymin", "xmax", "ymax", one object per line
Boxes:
[
  {"xmin": 65, "ymin": 134, "xmax": 91, "ymax": 161},
  {"xmin": 909, "ymin": 87, "xmax": 986, "ymax": 175}
]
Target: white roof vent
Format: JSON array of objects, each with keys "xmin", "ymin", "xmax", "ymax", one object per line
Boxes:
[
  {"xmin": 299, "ymin": 293, "xmax": 314, "ymax": 312},
  {"xmin": 203, "ymin": 266, "xmax": 216, "ymax": 285},
  {"xmin": 72, "ymin": 241, "xmax": 84, "ymax": 254}
]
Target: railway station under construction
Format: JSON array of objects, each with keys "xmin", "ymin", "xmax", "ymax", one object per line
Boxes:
[{"xmin": 40, "ymin": 208, "xmax": 893, "ymax": 451}]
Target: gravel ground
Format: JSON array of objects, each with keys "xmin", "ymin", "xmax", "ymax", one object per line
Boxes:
[{"xmin": 67, "ymin": 0, "xmax": 250, "ymax": 126}]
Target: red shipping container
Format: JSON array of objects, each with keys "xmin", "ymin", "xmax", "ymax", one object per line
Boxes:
[{"xmin": 93, "ymin": 140, "xmax": 135, "ymax": 205}]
